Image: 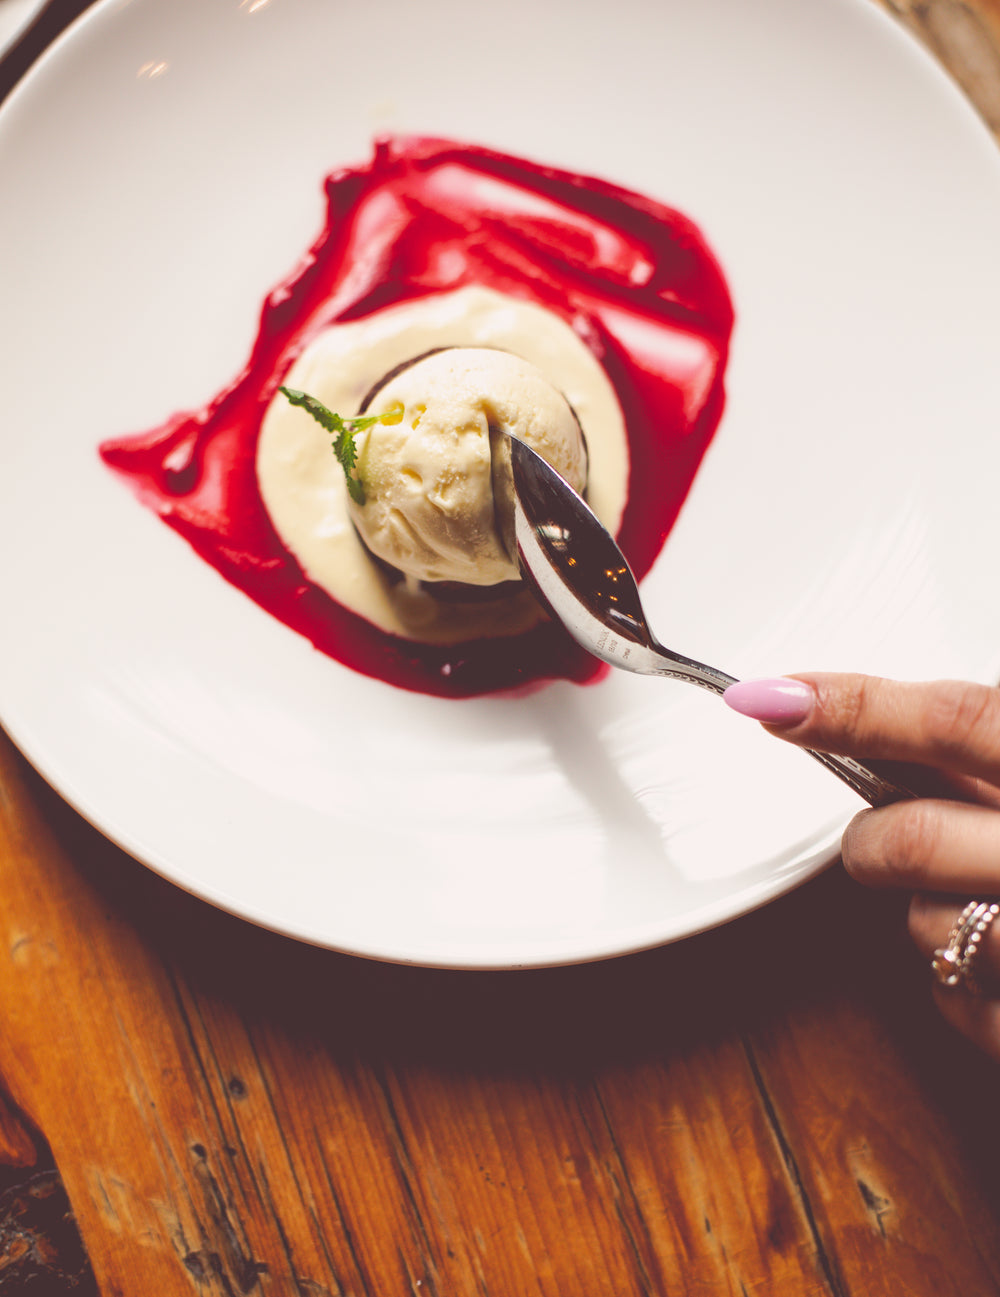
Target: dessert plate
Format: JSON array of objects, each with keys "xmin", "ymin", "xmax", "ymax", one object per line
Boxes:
[{"xmin": 1, "ymin": 0, "xmax": 1000, "ymax": 968}]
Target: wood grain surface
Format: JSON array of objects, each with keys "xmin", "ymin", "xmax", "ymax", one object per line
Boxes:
[
  {"xmin": 5, "ymin": 741, "xmax": 1000, "ymax": 1296},
  {"xmin": 2, "ymin": 1, "xmax": 1000, "ymax": 1294}
]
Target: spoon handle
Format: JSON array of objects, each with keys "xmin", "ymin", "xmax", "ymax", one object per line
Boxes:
[
  {"xmin": 802, "ymin": 749, "xmax": 916, "ymax": 807},
  {"xmin": 646, "ymin": 646, "xmax": 917, "ymax": 808}
]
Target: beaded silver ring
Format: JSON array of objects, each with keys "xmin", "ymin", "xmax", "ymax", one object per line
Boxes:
[{"xmin": 931, "ymin": 901, "xmax": 999, "ymax": 994}]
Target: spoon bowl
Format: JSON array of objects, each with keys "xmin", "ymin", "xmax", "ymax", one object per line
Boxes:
[{"xmin": 494, "ymin": 431, "xmax": 916, "ymax": 808}]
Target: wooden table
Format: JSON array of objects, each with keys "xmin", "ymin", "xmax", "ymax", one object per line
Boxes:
[{"xmin": 2, "ymin": 2, "xmax": 1000, "ymax": 1293}]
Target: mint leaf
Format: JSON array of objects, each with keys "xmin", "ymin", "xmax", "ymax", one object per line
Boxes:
[{"xmin": 279, "ymin": 386, "xmax": 399, "ymax": 506}]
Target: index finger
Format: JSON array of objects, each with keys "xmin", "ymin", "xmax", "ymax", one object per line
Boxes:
[{"xmin": 723, "ymin": 674, "xmax": 1000, "ymax": 788}]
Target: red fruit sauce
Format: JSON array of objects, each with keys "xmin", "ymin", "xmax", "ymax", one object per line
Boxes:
[{"xmin": 100, "ymin": 137, "xmax": 734, "ymax": 698}]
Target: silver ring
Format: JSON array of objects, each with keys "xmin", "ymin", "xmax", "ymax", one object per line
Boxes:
[{"xmin": 931, "ymin": 901, "xmax": 999, "ymax": 993}]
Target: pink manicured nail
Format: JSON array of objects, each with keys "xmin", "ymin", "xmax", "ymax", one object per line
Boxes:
[{"xmin": 722, "ymin": 678, "xmax": 814, "ymax": 725}]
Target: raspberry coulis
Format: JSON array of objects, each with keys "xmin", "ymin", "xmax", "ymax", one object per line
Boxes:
[{"xmin": 100, "ymin": 137, "xmax": 734, "ymax": 698}]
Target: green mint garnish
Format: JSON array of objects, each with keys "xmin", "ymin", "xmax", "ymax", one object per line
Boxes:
[{"xmin": 279, "ymin": 386, "xmax": 402, "ymax": 505}]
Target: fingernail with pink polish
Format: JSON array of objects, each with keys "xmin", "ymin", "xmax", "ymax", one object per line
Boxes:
[{"xmin": 722, "ymin": 678, "xmax": 814, "ymax": 725}]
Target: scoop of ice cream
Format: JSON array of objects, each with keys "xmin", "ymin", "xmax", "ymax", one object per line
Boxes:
[{"xmin": 349, "ymin": 348, "xmax": 588, "ymax": 586}]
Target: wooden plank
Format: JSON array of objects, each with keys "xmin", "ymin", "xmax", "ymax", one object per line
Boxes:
[
  {"xmin": 745, "ymin": 872, "xmax": 1000, "ymax": 1295},
  {"xmin": 581, "ymin": 872, "xmax": 1000, "ymax": 1296}
]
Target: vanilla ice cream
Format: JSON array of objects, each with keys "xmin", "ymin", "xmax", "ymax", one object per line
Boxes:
[
  {"xmin": 349, "ymin": 348, "xmax": 587, "ymax": 587},
  {"xmin": 256, "ymin": 286, "xmax": 627, "ymax": 643}
]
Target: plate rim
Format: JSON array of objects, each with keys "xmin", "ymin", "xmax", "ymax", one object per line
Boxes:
[{"xmin": 2, "ymin": 0, "xmax": 1000, "ymax": 968}]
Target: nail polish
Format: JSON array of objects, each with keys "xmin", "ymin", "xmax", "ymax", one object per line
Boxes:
[{"xmin": 722, "ymin": 678, "xmax": 814, "ymax": 725}]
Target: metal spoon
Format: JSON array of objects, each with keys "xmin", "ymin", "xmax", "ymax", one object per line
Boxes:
[{"xmin": 492, "ymin": 431, "xmax": 916, "ymax": 808}]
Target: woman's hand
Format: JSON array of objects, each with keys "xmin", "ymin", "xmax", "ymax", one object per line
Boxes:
[{"xmin": 724, "ymin": 674, "xmax": 1000, "ymax": 1061}]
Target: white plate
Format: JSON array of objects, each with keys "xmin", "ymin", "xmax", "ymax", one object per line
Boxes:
[
  {"xmin": 0, "ymin": 0, "xmax": 46, "ymax": 61},
  {"xmin": 1, "ymin": 0, "xmax": 1000, "ymax": 968}
]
